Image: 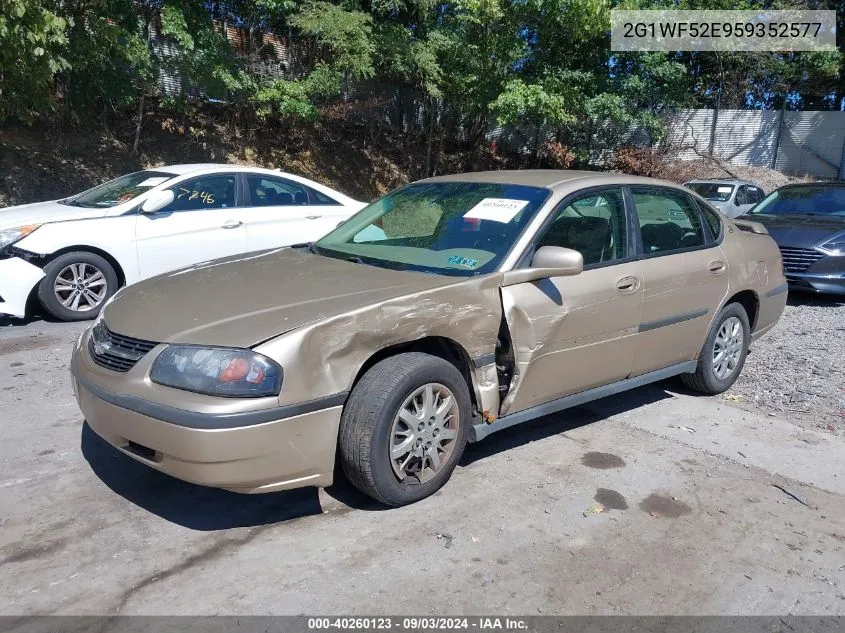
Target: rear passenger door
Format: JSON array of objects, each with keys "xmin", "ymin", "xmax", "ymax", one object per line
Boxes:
[
  {"xmin": 243, "ymin": 175, "xmax": 350, "ymax": 251},
  {"xmin": 628, "ymin": 186, "xmax": 729, "ymax": 376},
  {"xmin": 500, "ymin": 187, "xmax": 643, "ymax": 415}
]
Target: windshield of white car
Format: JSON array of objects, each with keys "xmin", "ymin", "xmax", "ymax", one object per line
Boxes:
[
  {"xmin": 61, "ymin": 171, "xmax": 177, "ymax": 208},
  {"xmin": 313, "ymin": 182, "xmax": 551, "ymax": 276},
  {"xmin": 750, "ymin": 186, "xmax": 845, "ymax": 217},
  {"xmin": 686, "ymin": 182, "xmax": 734, "ymax": 202}
]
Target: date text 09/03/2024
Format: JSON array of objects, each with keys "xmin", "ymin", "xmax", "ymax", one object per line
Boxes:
[{"xmin": 307, "ymin": 618, "xmax": 528, "ymax": 630}]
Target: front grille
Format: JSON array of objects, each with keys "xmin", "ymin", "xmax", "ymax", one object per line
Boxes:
[
  {"xmin": 89, "ymin": 325, "xmax": 158, "ymax": 372},
  {"xmin": 779, "ymin": 247, "xmax": 824, "ymax": 273}
]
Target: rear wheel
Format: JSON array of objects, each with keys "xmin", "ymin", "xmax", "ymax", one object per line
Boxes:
[
  {"xmin": 338, "ymin": 352, "xmax": 471, "ymax": 506},
  {"xmin": 37, "ymin": 251, "xmax": 118, "ymax": 321},
  {"xmin": 682, "ymin": 302, "xmax": 750, "ymax": 395}
]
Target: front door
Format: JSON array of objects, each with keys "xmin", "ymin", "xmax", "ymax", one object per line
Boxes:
[
  {"xmin": 500, "ymin": 187, "xmax": 643, "ymax": 415},
  {"xmin": 628, "ymin": 186, "xmax": 730, "ymax": 376},
  {"xmin": 135, "ymin": 173, "xmax": 248, "ymax": 279}
]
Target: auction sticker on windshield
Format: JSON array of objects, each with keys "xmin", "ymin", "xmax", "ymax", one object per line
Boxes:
[
  {"xmin": 447, "ymin": 255, "xmax": 479, "ymax": 269},
  {"xmin": 464, "ymin": 198, "xmax": 529, "ymax": 223}
]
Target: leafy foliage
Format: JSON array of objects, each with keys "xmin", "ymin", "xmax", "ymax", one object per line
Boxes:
[
  {"xmin": 0, "ymin": 0, "xmax": 841, "ymax": 162},
  {"xmin": 0, "ymin": 0, "xmax": 69, "ymax": 122}
]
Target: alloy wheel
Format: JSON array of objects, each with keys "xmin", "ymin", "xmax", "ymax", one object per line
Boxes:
[
  {"xmin": 712, "ymin": 316, "xmax": 744, "ymax": 380},
  {"xmin": 389, "ymin": 383, "xmax": 460, "ymax": 484},
  {"xmin": 53, "ymin": 263, "xmax": 108, "ymax": 312}
]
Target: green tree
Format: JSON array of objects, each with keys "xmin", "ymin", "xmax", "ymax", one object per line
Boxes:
[{"xmin": 0, "ymin": 0, "xmax": 69, "ymax": 122}]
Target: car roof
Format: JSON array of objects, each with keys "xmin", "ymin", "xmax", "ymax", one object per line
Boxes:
[
  {"xmin": 773, "ymin": 181, "xmax": 843, "ymax": 189},
  {"xmin": 419, "ymin": 170, "xmax": 690, "ymax": 192},
  {"xmin": 685, "ymin": 178, "xmax": 758, "ymax": 186},
  {"xmin": 146, "ymin": 163, "xmax": 294, "ymax": 177},
  {"xmin": 148, "ymin": 163, "xmax": 225, "ymax": 175}
]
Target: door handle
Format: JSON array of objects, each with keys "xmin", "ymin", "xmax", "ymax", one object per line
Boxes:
[
  {"xmin": 221, "ymin": 220, "xmax": 243, "ymax": 229},
  {"xmin": 305, "ymin": 215, "xmax": 322, "ymax": 220},
  {"xmin": 708, "ymin": 260, "xmax": 727, "ymax": 275},
  {"xmin": 616, "ymin": 276, "xmax": 640, "ymax": 293}
]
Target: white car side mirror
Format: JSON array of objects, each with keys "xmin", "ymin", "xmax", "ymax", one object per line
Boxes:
[{"xmin": 141, "ymin": 190, "xmax": 175, "ymax": 214}]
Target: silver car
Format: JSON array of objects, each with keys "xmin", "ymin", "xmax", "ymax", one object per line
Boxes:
[{"xmin": 685, "ymin": 179, "xmax": 765, "ymax": 218}]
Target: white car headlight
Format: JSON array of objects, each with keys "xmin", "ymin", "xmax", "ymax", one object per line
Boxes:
[
  {"xmin": 818, "ymin": 234, "xmax": 845, "ymax": 256},
  {"xmin": 0, "ymin": 224, "xmax": 41, "ymax": 250}
]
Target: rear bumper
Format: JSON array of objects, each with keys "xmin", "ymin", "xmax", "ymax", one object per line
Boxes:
[{"xmin": 0, "ymin": 257, "xmax": 44, "ymax": 317}]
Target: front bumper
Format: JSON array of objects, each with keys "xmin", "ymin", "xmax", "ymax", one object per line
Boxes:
[
  {"xmin": 784, "ymin": 251, "xmax": 845, "ymax": 296},
  {"xmin": 71, "ymin": 337, "xmax": 344, "ymax": 494},
  {"xmin": 0, "ymin": 257, "xmax": 45, "ymax": 317},
  {"xmin": 786, "ymin": 272, "xmax": 845, "ymax": 295}
]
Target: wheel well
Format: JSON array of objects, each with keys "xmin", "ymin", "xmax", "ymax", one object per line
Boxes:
[
  {"xmin": 42, "ymin": 246, "xmax": 127, "ymax": 288},
  {"xmin": 726, "ymin": 290, "xmax": 759, "ymax": 330},
  {"xmin": 352, "ymin": 337, "xmax": 479, "ymax": 411}
]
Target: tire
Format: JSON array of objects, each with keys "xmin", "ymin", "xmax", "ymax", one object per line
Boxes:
[
  {"xmin": 339, "ymin": 352, "xmax": 472, "ymax": 506},
  {"xmin": 682, "ymin": 302, "xmax": 751, "ymax": 395},
  {"xmin": 37, "ymin": 251, "xmax": 119, "ymax": 322}
]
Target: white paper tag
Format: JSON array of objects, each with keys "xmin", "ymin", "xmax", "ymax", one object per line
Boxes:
[
  {"xmin": 464, "ymin": 198, "xmax": 529, "ymax": 224},
  {"xmin": 717, "ymin": 186, "xmax": 733, "ymax": 194},
  {"xmin": 137, "ymin": 176, "xmax": 170, "ymax": 188}
]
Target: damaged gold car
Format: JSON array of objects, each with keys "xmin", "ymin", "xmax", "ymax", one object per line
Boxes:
[{"xmin": 71, "ymin": 171, "xmax": 787, "ymax": 506}]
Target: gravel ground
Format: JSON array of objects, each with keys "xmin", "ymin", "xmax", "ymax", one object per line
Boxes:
[{"xmin": 723, "ymin": 293, "xmax": 845, "ymax": 435}]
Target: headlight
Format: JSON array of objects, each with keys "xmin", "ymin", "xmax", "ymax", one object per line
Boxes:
[
  {"xmin": 818, "ymin": 235, "xmax": 845, "ymax": 256},
  {"xmin": 0, "ymin": 224, "xmax": 41, "ymax": 249},
  {"xmin": 150, "ymin": 346, "xmax": 282, "ymax": 398}
]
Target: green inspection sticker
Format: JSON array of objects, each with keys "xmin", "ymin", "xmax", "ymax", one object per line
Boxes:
[{"xmin": 447, "ymin": 255, "xmax": 479, "ymax": 269}]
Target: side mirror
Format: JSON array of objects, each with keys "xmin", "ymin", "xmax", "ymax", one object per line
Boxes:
[
  {"xmin": 501, "ymin": 246, "xmax": 584, "ymax": 286},
  {"xmin": 141, "ymin": 189, "xmax": 175, "ymax": 214}
]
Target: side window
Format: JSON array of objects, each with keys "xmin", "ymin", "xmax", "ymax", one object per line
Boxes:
[
  {"xmin": 168, "ymin": 175, "xmax": 237, "ymax": 211},
  {"xmin": 247, "ymin": 175, "xmax": 312, "ymax": 207},
  {"xmin": 749, "ymin": 187, "xmax": 764, "ymax": 204},
  {"xmin": 698, "ymin": 202, "xmax": 722, "ymax": 240},
  {"xmin": 631, "ymin": 188, "xmax": 706, "ymax": 255},
  {"xmin": 308, "ymin": 186, "xmax": 341, "ymax": 205},
  {"xmin": 535, "ymin": 188, "xmax": 627, "ymax": 266},
  {"xmin": 735, "ymin": 186, "xmax": 748, "ymax": 206}
]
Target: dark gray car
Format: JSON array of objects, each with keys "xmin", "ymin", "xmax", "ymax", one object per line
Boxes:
[{"xmin": 739, "ymin": 183, "xmax": 845, "ymax": 295}]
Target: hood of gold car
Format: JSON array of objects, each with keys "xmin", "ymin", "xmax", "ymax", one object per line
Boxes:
[{"xmin": 102, "ymin": 248, "xmax": 462, "ymax": 348}]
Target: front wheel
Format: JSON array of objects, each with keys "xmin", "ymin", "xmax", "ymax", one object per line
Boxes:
[
  {"xmin": 37, "ymin": 251, "xmax": 118, "ymax": 321},
  {"xmin": 682, "ymin": 302, "xmax": 750, "ymax": 395},
  {"xmin": 338, "ymin": 352, "xmax": 471, "ymax": 506}
]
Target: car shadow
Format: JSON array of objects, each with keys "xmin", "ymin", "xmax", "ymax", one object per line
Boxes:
[
  {"xmin": 0, "ymin": 307, "xmax": 62, "ymax": 328},
  {"xmin": 80, "ymin": 423, "xmax": 324, "ymax": 531},
  {"xmin": 460, "ymin": 382, "xmax": 675, "ymax": 466},
  {"xmin": 786, "ymin": 292, "xmax": 845, "ymax": 307},
  {"xmin": 81, "ymin": 382, "xmax": 679, "ymax": 525}
]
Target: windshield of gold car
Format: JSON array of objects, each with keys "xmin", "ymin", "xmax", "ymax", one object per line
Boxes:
[{"xmin": 313, "ymin": 182, "xmax": 551, "ymax": 276}]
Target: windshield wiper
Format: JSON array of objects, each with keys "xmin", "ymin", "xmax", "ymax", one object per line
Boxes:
[
  {"xmin": 347, "ymin": 256, "xmax": 365, "ymax": 264},
  {"xmin": 293, "ymin": 241, "xmax": 322, "ymax": 255}
]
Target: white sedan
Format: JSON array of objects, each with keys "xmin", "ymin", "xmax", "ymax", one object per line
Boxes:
[{"xmin": 0, "ymin": 164, "xmax": 365, "ymax": 321}]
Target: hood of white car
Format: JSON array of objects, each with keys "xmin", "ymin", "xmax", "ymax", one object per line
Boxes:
[{"xmin": 0, "ymin": 200, "xmax": 109, "ymax": 229}]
